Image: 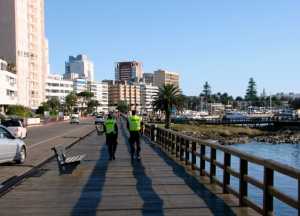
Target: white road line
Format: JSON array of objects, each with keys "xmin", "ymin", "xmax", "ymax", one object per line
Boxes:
[{"xmin": 28, "ymin": 127, "xmax": 88, "ymax": 149}]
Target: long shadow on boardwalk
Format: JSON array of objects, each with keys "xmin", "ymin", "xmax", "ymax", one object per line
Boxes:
[
  {"xmin": 71, "ymin": 145, "xmax": 108, "ymax": 216},
  {"xmin": 121, "ymin": 122, "xmax": 164, "ymax": 216},
  {"xmin": 143, "ymin": 137, "xmax": 236, "ymax": 216}
]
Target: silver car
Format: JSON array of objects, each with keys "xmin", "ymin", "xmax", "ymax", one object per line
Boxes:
[{"xmin": 0, "ymin": 125, "xmax": 27, "ymax": 164}]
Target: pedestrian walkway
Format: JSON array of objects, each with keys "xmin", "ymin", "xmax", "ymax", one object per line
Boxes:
[{"xmin": 0, "ymin": 122, "xmax": 258, "ymax": 216}]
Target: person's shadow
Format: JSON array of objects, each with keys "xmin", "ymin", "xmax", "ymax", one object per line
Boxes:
[
  {"xmin": 121, "ymin": 121, "xmax": 165, "ymax": 216},
  {"xmin": 71, "ymin": 145, "xmax": 108, "ymax": 216}
]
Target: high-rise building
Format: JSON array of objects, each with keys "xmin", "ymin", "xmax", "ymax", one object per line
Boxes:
[
  {"xmin": 140, "ymin": 83, "xmax": 159, "ymax": 113},
  {"xmin": 153, "ymin": 69, "xmax": 180, "ymax": 88},
  {"xmin": 0, "ymin": 0, "xmax": 49, "ymax": 108},
  {"xmin": 115, "ymin": 61, "xmax": 143, "ymax": 82},
  {"xmin": 64, "ymin": 54, "xmax": 94, "ymax": 81},
  {"xmin": 108, "ymin": 81, "xmax": 141, "ymax": 112},
  {"xmin": 142, "ymin": 73, "xmax": 154, "ymax": 85}
]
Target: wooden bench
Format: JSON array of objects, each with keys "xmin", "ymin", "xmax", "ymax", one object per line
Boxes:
[{"xmin": 51, "ymin": 146, "xmax": 86, "ymax": 173}]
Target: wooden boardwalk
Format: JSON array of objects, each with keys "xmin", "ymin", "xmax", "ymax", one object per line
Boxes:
[{"xmin": 0, "ymin": 122, "xmax": 258, "ymax": 216}]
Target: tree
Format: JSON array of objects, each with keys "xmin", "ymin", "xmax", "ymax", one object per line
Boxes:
[
  {"xmin": 36, "ymin": 102, "xmax": 50, "ymax": 115},
  {"xmin": 290, "ymin": 98, "xmax": 300, "ymax": 109},
  {"xmin": 152, "ymin": 84, "xmax": 183, "ymax": 129},
  {"xmin": 65, "ymin": 92, "xmax": 78, "ymax": 113},
  {"xmin": 47, "ymin": 97, "xmax": 60, "ymax": 115},
  {"xmin": 245, "ymin": 78, "xmax": 258, "ymax": 103},
  {"xmin": 117, "ymin": 101, "xmax": 129, "ymax": 113},
  {"xmin": 87, "ymin": 100, "xmax": 99, "ymax": 114},
  {"xmin": 6, "ymin": 105, "xmax": 32, "ymax": 118},
  {"xmin": 202, "ymin": 81, "xmax": 211, "ymax": 100},
  {"xmin": 77, "ymin": 91, "xmax": 94, "ymax": 114}
]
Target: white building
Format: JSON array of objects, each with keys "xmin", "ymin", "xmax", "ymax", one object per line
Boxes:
[
  {"xmin": 73, "ymin": 79, "xmax": 88, "ymax": 94},
  {"xmin": 45, "ymin": 74, "xmax": 74, "ymax": 103},
  {"xmin": 64, "ymin": 55, "xmax": 94, "ymax": 81},
  {"xmin": 88, "ymin": 81, "xmax": 109, "ymax": 113},
  {"xmin": 0, "ymin": 59, "xmax": 18, "ymax": 111},
  {"xmin": 140, "ymin": 83, "xmax": 159, "ymax": 113},
  {"xmin": 0, "ymin": 0, "xmax": 49, "ymax": 109}
]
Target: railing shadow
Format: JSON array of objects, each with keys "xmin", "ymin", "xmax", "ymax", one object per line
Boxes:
[
  {"xmin": 120, "ymin": 120, "xmax": 164, "ymax": 216},
  {"xmin": 71, "ymin": 145, "xmax": 108, "ymax": 216},
  {"xmin": 143, "ymin": 137, "xmax": 236, "ymax": 216}
]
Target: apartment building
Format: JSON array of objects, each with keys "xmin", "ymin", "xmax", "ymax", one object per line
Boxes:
[
  {"xmin": 45, "ymin": 74, "xmax": 73, "ymax": 103},
  {"xmin": 142, "ymin": 73, "xmax": 154, "ymax": 85},
  {"xmin": 140, "ymin": 83, "xmax": 159, "ymax": 113},
  {"xmin": 64, "ymin": 55, "xmax": 94, "ymax": 81},
  {"xmin": 108, "ymin": 81, "xmax": 141, "ymax": 112},
  {"xmin": 0, "ymin": 0, "xmax": 49, "ymax": 108},
  {"xmin": 115, "ymin": 61, "xmax": 143, "ymax": 82},
  {"xmin": 0, "ymin": 59, "xmax": 18, "ymax": 112},
  {"xmin": 73, "ymin": 79, "xmax": 88, "ymax": 94},
  {"xmin": 88, "ymin": 81, "xmax": 109, "ymax": 113},
  {"xmin": 153, "ymin": 69, "xmax": 180, "ymax": 88}
]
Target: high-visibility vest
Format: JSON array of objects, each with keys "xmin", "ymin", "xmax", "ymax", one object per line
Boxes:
[
  {"xmin": 128, "ymin": 115, "xmax": 141, "ymax": 131},
  {"xmin": 104, "ymin": 119, "xmax": 116, "ymax": 134}
]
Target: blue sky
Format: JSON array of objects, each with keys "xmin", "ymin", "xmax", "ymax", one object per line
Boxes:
[{"xmin": 45, "ymin": 0, "xmax": 300, "ymax": 97}]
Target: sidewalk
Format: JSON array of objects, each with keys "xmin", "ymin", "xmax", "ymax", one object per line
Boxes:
[{"xmin": 0, "ymin": 123, "xmax": 257, "ymax": 216}]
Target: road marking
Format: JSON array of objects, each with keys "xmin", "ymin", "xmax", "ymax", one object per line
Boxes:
[{"xmin": 28, "ymin": 127, "xmax": 89, "ymax": 149}]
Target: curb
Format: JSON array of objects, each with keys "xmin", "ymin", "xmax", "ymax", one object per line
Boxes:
[{"xmin": 0, "ymin": 128, "xmax": 96, "ymax": 198}]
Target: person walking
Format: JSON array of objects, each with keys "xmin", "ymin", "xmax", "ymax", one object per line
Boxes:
[
  {"xmin": 104, "ymin": 114, "xmax": 118, "ymax": 160},
  {"xmin": 127, "ymin": 110, "xmax": 143, "ymax": 160}
]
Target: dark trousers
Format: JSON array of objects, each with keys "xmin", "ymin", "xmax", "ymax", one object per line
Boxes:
[
  {"xmin": 106, "ymin": 134, "xmax": 117, "ymax": 159},
  {"xmin": 129, "ymin": 131, "xmax": 141, "ymax": 157}
]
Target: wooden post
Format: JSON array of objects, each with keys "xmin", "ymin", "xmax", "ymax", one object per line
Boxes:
[
  {"xmin": 191, "ymin": 141, "xmax": 196, "ymax": 170},
  {"xmin": 223, "ymin": 153, "xmax": 231, "ymax": 193},
  {"xmin": 171, "ymin": 134, "xmax": 175, "ymax": 154},
  {"xmin": 239, "ymin": 159, "xmax": 248, "ymax": 206},
  {"xmin": 180, "ymin": 137, "xmax": 184, "ymax": 161},
  {"xmin": 150, "ymin": 125, "xmax": 155, "ymax": 142},
  {"xmin": 185, "ymin": 139, "xmax": 190, "ymax": 165},
  {"xmin": 263, "ymin": 167, "xmax": 274, "ymax": 216},
  {"xmin": 200, "ymin": 145, "xmax": 206, "ymax": 176},
  {"xmin": 168, "ymin": 132, "xmax": 172, "ymax": 152},
  {"xmin": 210, "ymin": 148, "xmax": 216, "ymax": 183},
  {"xmin": 175, "ymin": 136, "xmax": 179, "ymax": 158}
]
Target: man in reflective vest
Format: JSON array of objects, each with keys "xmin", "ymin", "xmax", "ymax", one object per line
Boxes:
[
  {"xmin": 127, "ymin": 110, "xmax": 143, "ymax": 160},
  {"xmin": 104, "ymin": 114, "xmax": 118, "ymax": 160}
]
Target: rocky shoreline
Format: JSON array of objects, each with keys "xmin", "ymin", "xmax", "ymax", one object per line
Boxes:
[{"xmin": 179, "ymin": 130, "xmax": 300, "ymax": 145}]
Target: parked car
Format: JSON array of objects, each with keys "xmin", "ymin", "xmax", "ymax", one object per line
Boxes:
[
  {"xmin": 2, "ymin": 119, "xmax": 27, "ymax": 139},
  {"xmin": 95, "ymin": 115, "xmax": 105, "ymax": 125},
  {"xmin": 0, "ymin": 125, "xmax": 27, "ymax": 164},
  {"xmin": 70, "ymin": 116, "xmax": 80, "ymax": 124}
]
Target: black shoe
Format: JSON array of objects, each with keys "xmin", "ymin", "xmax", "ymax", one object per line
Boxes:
[
  {"xmin": 109, "ymin": 157, "xmax": 113, "ymax": 161},
  {"xmin": 113, "ymin": 156, "xmax": 116, "ymax": 160}
]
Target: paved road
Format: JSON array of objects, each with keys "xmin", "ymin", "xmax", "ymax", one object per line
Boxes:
[{"xmin": 0, "ymin": 119, "xmax": 95, "ymax": 184}]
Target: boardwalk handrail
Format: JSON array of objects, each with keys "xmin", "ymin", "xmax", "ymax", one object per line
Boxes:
[{"xmin": 144, "ymin": 124, "xmax": 300, "ymax": 216}]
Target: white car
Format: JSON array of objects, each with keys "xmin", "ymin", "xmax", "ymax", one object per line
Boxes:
[
  {"xmin": 2, "ymin": 119, "xmax": 27, "ymax": 139},
  {"xmin": 0, "ymin": 125, "xmax": 27, "ymax": 164},
  {"xmin": 95, "ymin": 115, "xmax": 105, "ymax": 125},
  {"xmin": 70, "ymin": 116, "xmax": 80, "ymax": 124}
]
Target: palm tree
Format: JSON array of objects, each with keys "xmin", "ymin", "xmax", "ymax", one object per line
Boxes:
[{"xmin": 152, "ymin": 84, "xmax": 183, "ymax": 129}]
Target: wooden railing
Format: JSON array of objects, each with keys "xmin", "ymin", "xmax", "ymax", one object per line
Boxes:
[{"xmin": 144, "ymin": 124, "xmax": 300, "ymax": 216}]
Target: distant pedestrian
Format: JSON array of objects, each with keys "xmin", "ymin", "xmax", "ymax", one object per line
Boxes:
[
  {"xmin": 104, "ymin": 114, "xmax": 118, "ymax": 160},
  {"xmin": 127, "ymin": 110, "xmax": 143, "ymax": 160}
]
